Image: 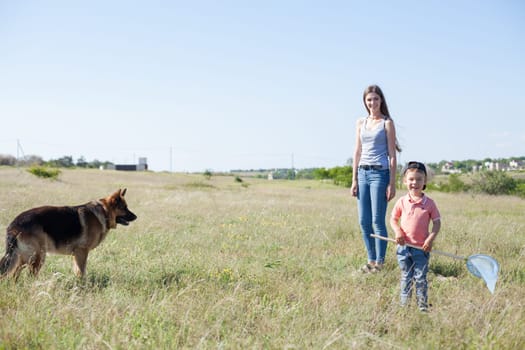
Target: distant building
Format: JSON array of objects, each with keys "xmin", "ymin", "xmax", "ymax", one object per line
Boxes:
[
  {"xmin": 509, "ymin": 160, "xmax": 524, "ymax": 170},
  {"xmin": 108, "ymin": 157, "xmax": 148, "ymax": 171},
  {"xmin": 441, "ymin": 162, "xmax": 461, "ymax": 174},
  {"xmin": 137, "ymin": 157, "xmax": 148, "ymax": 171},
  {"xmin": 484, "ymin": 161, "xmax": 500, "ymax": 171}
]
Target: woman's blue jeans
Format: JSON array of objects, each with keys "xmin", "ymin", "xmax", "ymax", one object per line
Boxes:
[{"xmin": 357, "ymin": 168, "xmax": 390, "ymax": 264}]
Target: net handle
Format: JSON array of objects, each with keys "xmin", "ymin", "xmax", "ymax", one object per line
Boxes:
[{"xmin": 370, "ymin": 234, "xmax": 466, "ymax": 260}]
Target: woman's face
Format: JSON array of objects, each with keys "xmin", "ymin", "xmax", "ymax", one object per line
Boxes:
[{"xmin": 365, "ymin": 92, "xmax": 382, "ymax": 114}]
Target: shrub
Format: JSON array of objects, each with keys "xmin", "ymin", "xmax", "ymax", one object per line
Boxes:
[
  {"xmin": 312, "ymin": 168, "xmax": 330, "ymax": 180},
  {"xmin": 328, "ymin": 166, "xmax": 353, "ymax": 188},
  {"xmin": 447, "ymin": 173, "xmax": 468, "ymax": 192},
  {"xmin": 514, "ymin": 182, "xmax": 525, "ymax": 198},
  {"xmin": 425, "ymin": 182, "xmax": 440, "ymax": 191},
  {"xmin": 471, "ymin": 171, "xmax": 516, "ymax": 195},
  {"xmin": 27, "ymin": 166, "xmax": 61, "ymax": 180}
]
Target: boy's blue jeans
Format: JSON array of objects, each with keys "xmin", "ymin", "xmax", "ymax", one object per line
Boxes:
[
  {"xmin": 357, "ymin": 168, "xmax": 390, "ymax": 264},
  {"xmin": 397, "ymin": 245, "xmax": 430, "ymax": 308}
]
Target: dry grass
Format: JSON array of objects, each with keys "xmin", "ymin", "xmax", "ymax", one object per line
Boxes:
[{"xmin": 0, "ymin": 167, "xmax": 523, "ymax": 349}]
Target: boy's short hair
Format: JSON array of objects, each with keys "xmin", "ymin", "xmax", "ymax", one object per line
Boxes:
[{"xmin": 403, "ymin": 161, "xmax": 427, "ymax": 176}]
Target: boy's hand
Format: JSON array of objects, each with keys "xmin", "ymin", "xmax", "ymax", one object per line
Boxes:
[
  {"xmin": 423, "ymin": 237, "xmax": 434, "ymax": 252},
  {"xmin": 395, "ymin": 234, "xmax": 405, "ymax": 245},
  {"xmin": 423, "ymin": 231, "xmax": 438, "ymax": 252}
]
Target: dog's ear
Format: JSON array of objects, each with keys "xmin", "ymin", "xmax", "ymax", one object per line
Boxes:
[
  {"xmin": 120, "ymin": 188, "xmax": 127, "ymax": 197},
  {"xmin": 107, "ymin": 189, "xmax": 122, "ymax": 205}
]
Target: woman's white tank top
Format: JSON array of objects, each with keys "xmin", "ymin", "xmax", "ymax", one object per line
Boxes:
[{"xmin": 359, "ymin": 118, "xmax": 389, "ymax": 169}]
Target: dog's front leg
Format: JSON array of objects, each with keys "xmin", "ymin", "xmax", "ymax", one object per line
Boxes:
[{"xmin": 72, "ymin": 249, "xmax": 89, "ymax": 277}]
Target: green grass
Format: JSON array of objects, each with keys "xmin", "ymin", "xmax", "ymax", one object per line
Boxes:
[{"xmin": 0, "ymin": 167, "xmax": 524, "ymax": 349}]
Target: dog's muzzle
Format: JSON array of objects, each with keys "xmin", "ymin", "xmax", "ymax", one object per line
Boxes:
[{"xmin": 117, "ymin": 211, "xmax": 137, "ymax": 226}]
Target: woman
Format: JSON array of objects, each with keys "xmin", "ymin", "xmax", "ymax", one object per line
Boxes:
[{"xmin": 350, "ymin": 85, "xmax": 401, "ymax": 272}]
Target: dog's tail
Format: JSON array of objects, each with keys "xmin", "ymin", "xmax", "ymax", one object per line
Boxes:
[{"xmin": 0, "ymin": 233, "xmax": 19, "ymax": 277}]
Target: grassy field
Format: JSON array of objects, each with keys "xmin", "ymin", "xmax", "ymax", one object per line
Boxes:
[{"xmin": 0, "ymin": 167, "xmax": 524, "ymax": 349}]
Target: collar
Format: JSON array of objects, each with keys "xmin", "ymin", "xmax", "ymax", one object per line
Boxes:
[
  {"xmin": 94, "ymin": 200, "xmax": 111, "ymax": 229},
  {"xmin": 406, "ymin": 193, "xmax": 427, "ymax": 205}
]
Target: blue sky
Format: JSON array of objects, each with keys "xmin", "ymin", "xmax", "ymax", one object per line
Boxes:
[{"xmin": 1, "ymin": 1, "xmax": 523, "ymax": 172}]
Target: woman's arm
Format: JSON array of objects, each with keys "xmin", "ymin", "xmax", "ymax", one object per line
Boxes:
[
  {"xmin": 385, "ymin": 119, "xmax": 397, "ymax": 201},
  {"xmin": 350, "ymin": 119, "xmax": 363, "ymax": 197}
]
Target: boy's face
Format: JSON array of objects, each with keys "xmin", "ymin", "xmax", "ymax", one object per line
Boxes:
[{"xmin": 403, "ymin": 169, "xmax": 426, "ymax": 195}]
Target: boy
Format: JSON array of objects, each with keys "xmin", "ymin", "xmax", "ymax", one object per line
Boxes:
[{"xmin": 390, "ymin": 161, "xmax": 441, "ymax": 312}]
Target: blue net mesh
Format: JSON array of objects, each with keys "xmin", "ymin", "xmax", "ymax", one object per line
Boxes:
[{"xmin": 466, "ymin": 254, "xmax": 500, "ymax": 294}]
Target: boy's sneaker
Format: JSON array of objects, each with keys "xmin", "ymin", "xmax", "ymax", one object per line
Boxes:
[
  {"xmin": 418, "ymin": 301, "xmax": 430, "ymax": 312},
  {"xmin": 417, "ymin": 296, "xmax": 428, "ymax": 312}
]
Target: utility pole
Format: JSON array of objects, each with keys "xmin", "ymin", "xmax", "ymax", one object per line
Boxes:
[
  {"xmin": 290, "ymin": 153, "xmax": 296, "ymax": 180},
  {"xmin": 16, "ymin": 139, "xmax": 25, "ymax": 166}
]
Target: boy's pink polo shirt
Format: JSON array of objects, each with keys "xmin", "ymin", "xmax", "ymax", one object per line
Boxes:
[{"xmin": 391, "ymin": 193, "xmax": 441, "ymax": 246}]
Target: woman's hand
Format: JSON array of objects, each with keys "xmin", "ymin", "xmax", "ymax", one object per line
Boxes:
[
  {"xmin": 350, "ymin": 182, "xmax": 358, "ymax": 197},
  {"xmin": 386, "ymin": 184, "xmax": 396, "ymax": 201}
]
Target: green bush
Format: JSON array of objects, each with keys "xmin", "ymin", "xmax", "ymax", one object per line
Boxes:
[
  {"xmin": 471, "ymin": 171, "xmax": 516, "ymax": 195},
  {"xmin": 27, "ymin": 166, "xmax": 61, "ymax": 180},
  {"xmin": 425, "ymin": 182, "xmax": 441, "ymax": 191},
  {"xmin": 312, "ymin": 168, "xmax": 330, "ymax": 180},
  {"xmin": 311, "ymin": 166, "xmax": 353, "ymax": 187},
  {"xmin": 426, "ymin": 174, "xmax": 467, "ymax": 193},
  {"xmin": 514, "ymin": 182, "xmax": 525, "ymax": 198},
  {"xmin": 446, "ymin": 173, "xmax": 468, "ymax": 192},
  {"xmin": 329, "ymin": 166, "xmax": 353, "ymax": 188}
]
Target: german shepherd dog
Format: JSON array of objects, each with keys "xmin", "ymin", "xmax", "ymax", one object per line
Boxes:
[{"xmin": 0, "ymin": 189, "xmax": 137, "ymax": 280}]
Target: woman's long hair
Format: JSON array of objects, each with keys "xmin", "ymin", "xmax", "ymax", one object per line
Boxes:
[{"xmin": 363, "ymin": 84, "xmax": 402, "ymax": 152}]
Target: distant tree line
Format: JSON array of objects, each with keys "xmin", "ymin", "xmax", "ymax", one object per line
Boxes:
[{"xmin": 0, "ymin": 154, "xmax": 113, "ymax": 169}]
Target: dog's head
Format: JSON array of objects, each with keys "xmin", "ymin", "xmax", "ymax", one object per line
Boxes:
[{"xmin": 102, "ymin": 188, "xmax": 137, "ymax": 228}]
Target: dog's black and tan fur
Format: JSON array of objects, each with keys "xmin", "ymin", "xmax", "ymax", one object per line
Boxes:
[{"xmin": 0, "ymin": 189, "xmax": 137, "ymax": 279}]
